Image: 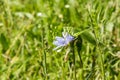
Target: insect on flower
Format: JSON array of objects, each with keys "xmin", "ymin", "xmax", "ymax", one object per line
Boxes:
[{"xmin": 53, "ymin": 32, "xmax": 74, "ymax": 50}]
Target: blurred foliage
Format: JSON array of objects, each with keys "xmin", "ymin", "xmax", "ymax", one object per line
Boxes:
[{"xmin": 0, "ymin": 0, "xmax": 120, "ymax": 80}]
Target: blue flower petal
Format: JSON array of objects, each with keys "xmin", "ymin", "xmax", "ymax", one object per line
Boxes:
[
  {"xmin": 53, "ymin": 40, "xmax": 65, "ymax": 46},
  {"xmin": 55, "ymin": 36, "xmax": 65, "ymax": 42},
  {"xmin": 66, "ymin": 34, "xmax": 74, "ymax": 42},
  {"xmin": 53, "ymin": 32, "xmax": 74, "ymax": 51}
]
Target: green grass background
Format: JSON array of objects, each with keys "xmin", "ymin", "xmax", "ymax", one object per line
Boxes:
[{"xmin": 0, "ymin": 0, "xmax": 120, "ymax": 80}]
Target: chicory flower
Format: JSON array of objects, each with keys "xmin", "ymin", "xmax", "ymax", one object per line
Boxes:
[{"xmin": 53, "ymin": 32, "xmax": 74, "ymax": 50}]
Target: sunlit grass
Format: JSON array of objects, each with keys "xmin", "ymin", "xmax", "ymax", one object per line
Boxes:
[{"xmin": 0, "ymin": 0, "xmax": 120, "ymax": 80}]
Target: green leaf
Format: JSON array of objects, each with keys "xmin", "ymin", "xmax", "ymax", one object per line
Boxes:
[
  {"xmin": 75, "ymin": 35, "xmax": 82, "ymax": 52},
  {"xmin": 75, "ymin": 35, "xmax": 83, "ymax": 68},
  {"xmin": 81, "ymin": 31, "xmax": 96, "ymax": 45},
  {"xmin": 0, "ymin": 33, "xmax": 9, "ymax": 52}
]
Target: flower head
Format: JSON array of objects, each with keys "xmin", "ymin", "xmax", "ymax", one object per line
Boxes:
[{"xmin": 53, "ymin": 32, "xmax": 74, "ymax": 50}]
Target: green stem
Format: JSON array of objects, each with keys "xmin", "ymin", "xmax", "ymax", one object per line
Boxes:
[
  {"xmin": 98, "ymin": 46, "xmax": 105, "ymax": 80},
  {"xmin": 42, "ymin": 28, "xmax": 47, "ymax": 80},
  {"xmin": 76, "ymin": 36, "xmax": 84, "ymax": 80},
  {"xmin": 73, "ymin": 48, "xmax": 76, "ymax": 80},
  {"xmin": 78, "ymin": 51, "xmax": 84, "ymax": 80},
  {"xmin": 78, "ymin": 51, "xmax": 83, "ymax": 68},
  {"xmin": 71, "ymin": 42, "xmax": 76, "ymax": 80},
  {"xmin": 44, "ymin": 51, "xmax": 47, "ymax": 80},
  {"xmin": 100, "ymin": 52, "xmax": 105, "ymax": 80}
]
